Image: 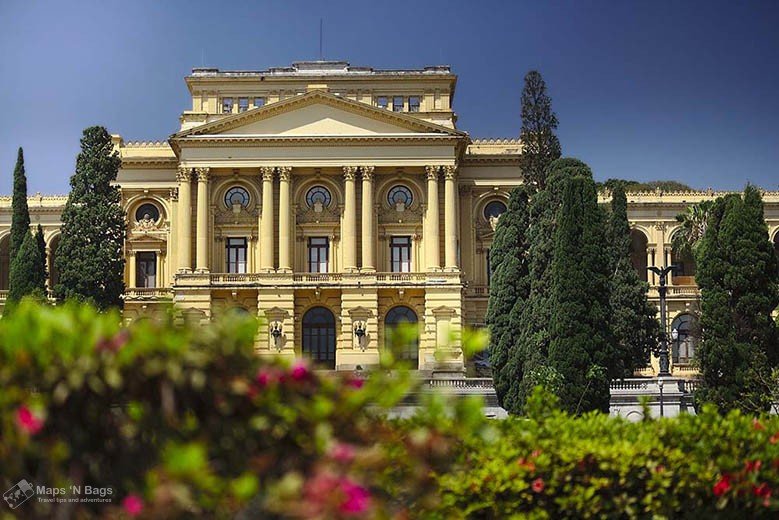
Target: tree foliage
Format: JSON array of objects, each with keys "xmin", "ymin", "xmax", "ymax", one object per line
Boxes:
[
  {"xmin": 9, "ymin": 147, "xmax": 30, "ymax": 262},
  {"xmin": 53, "ymin": 126, "xmax": 126, "ymax": 310},
  {"xmin": 547, "ymin": 175, "xmax": 614, "ymax": 413},
  {"xmin": 518, "ymin": 71, "xmax": 561, "ymax": 190},
  {"xmin": 694, "ymin": 186, "xmax": 779, "ymax": 413},
  {"xmin": 487, "ymin": 187, "xmax": 531, "ymax": 408},
  {"xmin": 7, "ymin": 228, "xmax": 47, "ymax": 305},
  {"xmin": 598, "ymin": 178, "xmax": 694, "ymax": 193},
  {"xmin": 607, "ymin": 185, "xmax": 659, "ymax": 376},
  {"xmin": 672, "ymin": 200, "xmax": 715, "ymax": 257}
]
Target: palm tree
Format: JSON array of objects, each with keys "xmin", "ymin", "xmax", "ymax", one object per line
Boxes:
[{"xmin": 673, "ymin": 200, "xmax": 714, "ymax": 256}]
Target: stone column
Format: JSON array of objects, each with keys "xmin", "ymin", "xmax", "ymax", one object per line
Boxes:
[
  {"xmin": 176, "ymin": 166, "xmax": 193, "ymax": 273},
  {"xmin": 647, "ymin": 247, "xmax": 655, "ymax": 284},
  {"xmin": 195, "ymin": 167, "xmax": 211, "ymax": 273},
  {"xmin": 278, "ymin": 167, "xmax": 292, "ymax": 272},
  {"xmin": 443, "ymin": 165, "xmax": 458, "ymax": 271},
  {"xmin": 360, "ymin": 166, "xmax": 375, "ymax": 272},
  {"xmin": 342, "ymin": 166, "xmax": 358, "ymax": 272},
  {"xmin": 260, "ymin": 167, "xmax": 275, "ymax": 271},
  {"xmin": 424, "ymin": 165, "xmax": 441, "ymax": 271}
]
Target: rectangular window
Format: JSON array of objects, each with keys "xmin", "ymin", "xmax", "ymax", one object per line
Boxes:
[
  {"xmin": 254, "ymin": 97, "xmax": 265, "ymax": 108},
  {"xmin": 376, "ymin": 96, "xmax": 388, "ymax": 109},
  {"xmin": 408, "ymin": 96, "xmax": 420, "ymax": 112},
  {"xmin": 238, "ymin": 98, "xmax": 249, "ymax": 112},
  {"xmin": 222, "ymin": 97, "xmax": 233, "ymax": 114},
  {"xmin": 390, "ymin": 236, "xmax": 412, "ymax": 273},
  {"xmin": 308, "ymin": 237, "xmax": 329, "ymax": 273},
  {"xmin": 392, "ymin": 96, "xmax": 404, "ymax": 112},
  {"xmin": 135, "ymin": 252, "xmax": 157, "ymax": 288},
  {"xmin": 226, "ymin": 238, "xmax": 247, "ymax": 274}
]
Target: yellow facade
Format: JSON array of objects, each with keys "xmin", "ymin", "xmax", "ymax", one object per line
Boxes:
[{"xmin": 1, "ymin": 61, "xmax": 778, "ymax": 376}]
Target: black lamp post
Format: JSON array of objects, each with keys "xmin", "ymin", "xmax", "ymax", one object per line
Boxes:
[{"xmin": 648, "ymin": 265, "xmax": 677, "ymax": 377}]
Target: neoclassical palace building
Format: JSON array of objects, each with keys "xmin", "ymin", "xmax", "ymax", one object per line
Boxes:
[{"xmin": 1, "ymin": 61, "xmax": 778, "ymax": 377}]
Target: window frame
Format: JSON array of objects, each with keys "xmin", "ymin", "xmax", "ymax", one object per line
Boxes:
[
  {"xmin": 238, "ymin": 98, "xmax": 249, "ymax": 112},
  {"xmin": 254, "ymin": 97, "xmax": 266, "ymax": 108},
  {"xmin": 408, "ymin": 96, "xmax": 421, "ymax": 112},
  {"xmin": 390, "ymin": 236, "xmax": 412, "ymax": 273},
  {"xmin": 226, "ymin": 237, "xmax": 248, "ymax": 274},
  {"xmin": 376, "ymin": 96, "xmax": 388, "ymax": 109},
  {"xmin": 135, "ymin": 251, "xmax": 157, "ymax": 288},
  {"xmin": 222, "ymin": 97, "xmax": 234, "ymax": 114},
  {"xmin": 392, "ymin": 96, "xmax": 404, "ymax": 112},
  {"xmin": 308, "ymin": 237, "xmax": 329, "ymax": 273}
]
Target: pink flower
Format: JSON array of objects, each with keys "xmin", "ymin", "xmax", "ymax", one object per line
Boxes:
[
  {"xmin": 531, "ymin": 478, "xmax": 545, "ymax": 493},
  {"xmin": 713, "ymin": 474, "xmax": 731, "ymax": 497},
  {"xmin": 290, "ymin": 361, "xmax": 310, "ymax": 381},
  {"xmin": 339, "ymin": 479, "xmax": 371, "ymax": 515},
  {"xmin": 16, "ymin": 405, "xmax": 44, "ymax": 435},
  {"xmin": 121, "ymin": 494, "xmax": 144, "ymax": 516},
  {"xmin": 330, "ymin": 443, "xmax": 356, "ymax": 464},
  {"xmin": 745, "ymin": 460, "xmax": 763, "ymax": 473},
  {"xmin": 96, "ymin": 329, "xmax": 130, "ymax": 353},
  {"xmin": 255, "ymin": 368, "xmax": 277, "ymax": 388},
  {"xmin": 754, "ymin": 483, "xmax": 772, "ymax": 498},
  {"xmin": 753, "ymin": 418, "xmax": 766, "ymax": 431},
  {"xmin": 345, "ymin": 375, "xmax": 364, "ymax": 389},
  {"xmin": 770, "ymin": 432, "xmax": 779, "ymax": 445}
]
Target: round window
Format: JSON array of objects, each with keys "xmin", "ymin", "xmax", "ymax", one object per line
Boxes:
[
  {"xmin": 484, "ymin": 200, "xmax": 507, "ymax": 220},
  {"xmin": 306, "ymin": 186, "xmax": 332, "ymax": 208},
  {"xmin": 135, "ymin": 203, "xmax": 160, "ymax": 222},
  {"xmin": 387, "ymin": 185, "xmax": 413, "ymax": 207},
  {"xmin": 224, "ymin": 186, "xmax": 250, "ymax": 209}
]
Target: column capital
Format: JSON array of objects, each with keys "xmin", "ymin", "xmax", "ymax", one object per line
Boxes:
[
  {"xmin": 169, "ymin": 187, "xmax": 179, "ymax": 202},
  {"xmin": 425, "ymin": 165, "xmax": 441, "ymax": 180},
  {"xmin": 278, "ymin": 166, "xmax": 292, "ymax": 181},
  {"xmin": 343, "ymin": 166, "xmax": 358, "ymax": 180},
  {"xmin": 176, "ymin": 166, "xmax": 192, "ymax": 182},
  {"xmin": 260, "ymin": 166, "xmax": 275, "ymax": 181},
  {"xmin": 360, "ymin": 166, "xmax": 375, "ymax": 181},
  {"xmin": 195, "ymin": 167, "xmax": 211, "ymax": 182},
  {"xmin": 442, "ymin": 165, "xmax": 457, "ymax": 180}
]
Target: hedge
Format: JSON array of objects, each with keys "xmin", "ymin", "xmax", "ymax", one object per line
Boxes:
[{"xmin": 1, "ymin": 301, "xmax": 779, "ymax": 519}]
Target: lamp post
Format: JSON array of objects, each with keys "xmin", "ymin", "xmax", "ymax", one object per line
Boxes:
[
  {"xmin": 648, "ymin": 265, "xmax": 676, "ymax": 377},
  {"xmin": 671, "ymin": 327, "xmax": 679, "ymax": 365}
]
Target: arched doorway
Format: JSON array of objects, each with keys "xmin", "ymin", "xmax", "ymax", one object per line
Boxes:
[
  {"xmin": 384, "ymin": 306, "xmax": 419, "ymax": 365},
  {"xmin": 302, "ymin": 307, "xmax": 336, "ymax": 369},
  {"xmin": 671, "ymin": 232, "xmax": 696, "ymax": 284},
  {"xmin": 629, "ymin": 229, "xmax": 648, "ymax": 282},
  {"xmin": 671, "ymin": 313, "xmax": 698, "ymax": 366}
]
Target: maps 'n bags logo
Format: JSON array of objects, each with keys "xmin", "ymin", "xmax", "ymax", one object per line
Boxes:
[{"xmin": 3, "ymin": 479, "xmax": 35, "ymax": 509}]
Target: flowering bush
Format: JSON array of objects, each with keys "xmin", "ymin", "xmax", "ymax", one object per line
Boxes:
[{"xmin": 0, "ymin": 301, "xmax": 483, "ymax": 518}]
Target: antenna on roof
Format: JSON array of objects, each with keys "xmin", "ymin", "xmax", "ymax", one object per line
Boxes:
[{"xmin": 319, "ymin": 18, "xmax": 323, "ymax": 61}]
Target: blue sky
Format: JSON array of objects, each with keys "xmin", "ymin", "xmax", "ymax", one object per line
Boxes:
[{"xmin": 1, "ymin": 0, "xmax": 778, "ymax": 193}]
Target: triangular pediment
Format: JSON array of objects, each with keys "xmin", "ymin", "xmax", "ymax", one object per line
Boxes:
[{"xmin": 173, "ymin": 90, "xmax": 464, "ymax": 139}]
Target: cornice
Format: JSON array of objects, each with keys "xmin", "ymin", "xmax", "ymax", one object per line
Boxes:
[
  {"xmin": 121, "ymin": 158, "xmax": 178, "ymax": 168},
  {"xmin": 174, "ymin": 134, "xmax": 462, "ymax": 148},
  {"xmin": 461, "ymin": 154, "xmax": 521, "ymax": 165}
]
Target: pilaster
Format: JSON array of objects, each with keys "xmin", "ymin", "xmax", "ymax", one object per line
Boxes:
[
  {"xmin": 195, "ymin": 167, "xmax": 211, "ymax": 273},
  {"xmin": 342, "ymin": 166, "xmax": 358, "ymax": 272}
]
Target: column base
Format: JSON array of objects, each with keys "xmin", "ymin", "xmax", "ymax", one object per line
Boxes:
[
  {"xmin": 177, "ymin": 267, "xmax": 193, "ymax": 274},
  {"xmin": 195, "ymin": 268, "xmax": 210, "ymax": 274}
]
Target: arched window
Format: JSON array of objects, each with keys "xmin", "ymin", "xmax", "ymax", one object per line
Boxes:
[
  {"xmin": 135, "ymin": 203, "xmax": 160, "ymax": 222},
  {"xmin": 306, "ymin": 186, "xmax": 332, "ymax": 208},
  {"xmin": 224, "ymin": 186, "xmax": 250, "ymax": 209},
  {"xmin": 483, "ymin": 200, "xmax": 507, "ymax": 221},
  {"xmin": 629, "ymin": 230, "xmax": 649, "ymax": 282},
  {"xmin": 671, "ymin": 314, "xmax": 698, "ymax": 365},
  {"xmin": 302, "ymin": 307, "xmax": 336, "ymax": 369},
  {"xmin": 384, "ymin": 306, "xmax": 419, "ymax": 365},
  {"xmin": 387, "ymin": 185, "xmax": 413, "ymax": 208}
]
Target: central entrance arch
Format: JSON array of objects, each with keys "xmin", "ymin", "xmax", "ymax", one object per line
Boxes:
[{"xmin": 302, "ymin": 306, "xmax": 336, "ymax": 369}]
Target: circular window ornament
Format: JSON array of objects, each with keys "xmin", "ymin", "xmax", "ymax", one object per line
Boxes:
[
  {"xmin": 388, "ymin": 185, "xmax": 413, "ymax": 210},
  {"xmin": 225, "ymin": 186, "xmax": 250, "ymax": 210},
  {"xmin": 484, "ymin": 200, "xmax": 507, "ymax": 230},
  {"xmin": 135, "ymin": 203, "xmax": 160, "ymax": 223},
  {"xmin": 306, "ymin": 186, "xmax": 332, "ymax": 210}
]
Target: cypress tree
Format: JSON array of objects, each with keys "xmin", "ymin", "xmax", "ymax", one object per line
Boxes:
[
  {"xmin": 487, "ymin": 186, "xmax": 531, "ymax": 408},
  {"xmin": 607, "ymin": 185, "xmax": 659, "ymax": 376},
  {"xmin": 511, "ymin": 158, "xmax": 593, "ymax": 413},
  {"xmin": 547, "ymin": 175, "xmax": 614, "ymax": 414},
  {"xmin": 518, "ymin": 71, "xmax": 562, "ymax": 190},
  {"xmin": 695, "ymin": 186, "xmax": 779, "ymax": 413},
  {"xmin": 54, "ymin": 126, "xmax": 126, "ymax": 310},
  {"xmin": 10, "ymin": 147, "xmax": 31, "ymax": 261},
  {"xmin": 8, "ymin": 230, "xmax": 47, "ymax": 304}
]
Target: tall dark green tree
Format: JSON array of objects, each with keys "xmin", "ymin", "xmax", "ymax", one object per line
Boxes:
[
  {"xmin": 547, "ymin": 175, "xmax": 614, "ymax": 414},
  {"xmin": 10, "ymin": 147, "xmax": 31, "ymax": 261},
  {"xmin": 607, "ymin": 185, "xmax": 659, "ymax": 376},
  {"xmin": 518, "ymin": 71, "xmax": 561, "ymax": 190},
  {"xmin": 487, "ymin": 186, "xmax": 531, "ymax": 408},
  {"xmin": 695, "ymin": 186, "xmax": 779, "ymax": 413},
  {"xmin": 54, "ymin": 126, "xmax": 126, "ymax": 310},
  {"xmin": 7, "ymin": 229, "xmax": 47, "ymax": 304}
]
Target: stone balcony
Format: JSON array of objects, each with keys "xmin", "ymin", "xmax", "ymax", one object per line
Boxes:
[{"xmin": 174, "ymin": 271, "xmax": 462, "ymax": 289}]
